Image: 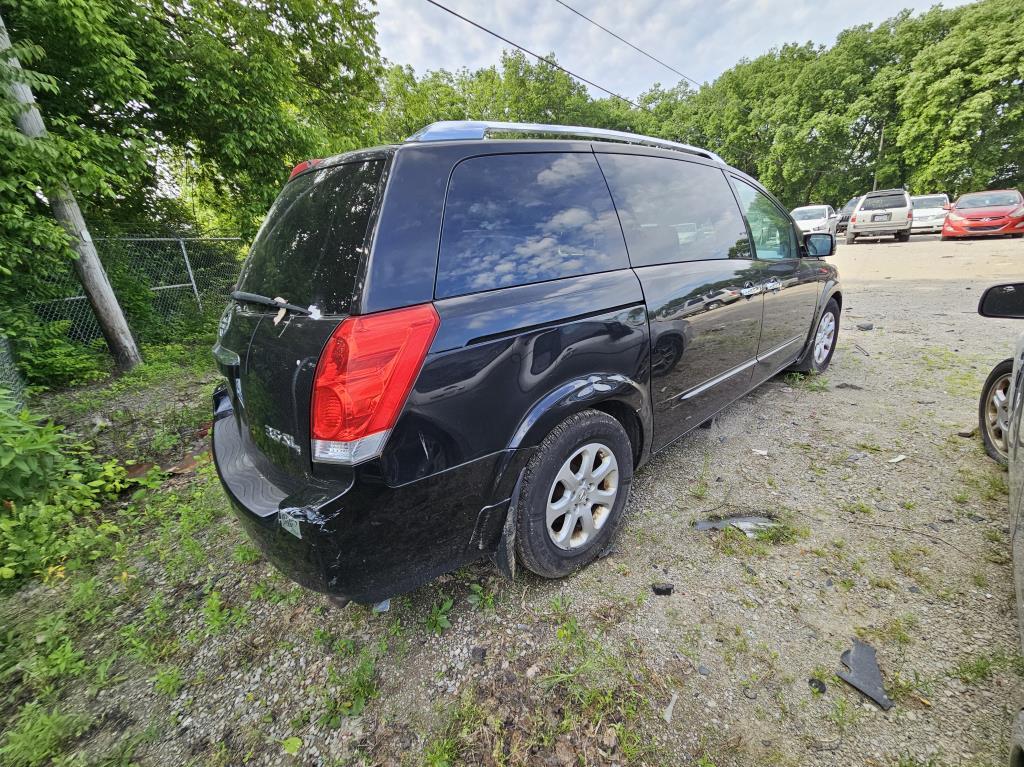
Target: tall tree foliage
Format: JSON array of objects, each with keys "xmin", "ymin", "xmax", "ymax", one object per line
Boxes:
[{"xmin": 1, "ymin": 0, "xmax": 382, "ymax": 237}]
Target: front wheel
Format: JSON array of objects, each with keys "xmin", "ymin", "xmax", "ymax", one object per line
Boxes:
[
  {"xmin": 979, "ymin": 359, "xmax": 1013, "ymax": 465},
  {"xmin": 515, "ymin": 410, "xmax": 633, "ymax": 578}
]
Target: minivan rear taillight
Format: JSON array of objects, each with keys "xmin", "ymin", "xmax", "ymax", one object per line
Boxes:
[{"xmin": 311, "ymin": 304, "xmax": 439, "ymax": 465}]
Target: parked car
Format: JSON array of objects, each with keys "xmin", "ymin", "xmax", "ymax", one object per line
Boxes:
[
  {"xmin": 846, "ymin": 188, "xmax": 913, "ymax": 243},
  {"xmin": 836, "ymin": 196, "xmax": 861, "ymax": 234},
  {"xmin": 975, "ymin": 283, "xmax": 1024, "ymax": 764},
  {"xmin": 791, "ymin": 205, "xmax": 838, "ymax": 236},
  {"xmin": 211, "ymin": 120, "xmax": 842, "ymax": 604},
  {"xmin": 942, "ymin": 189, "xmax": 1024, "ymax": 240},
  {"xmin": 910, "ymin": 193, "xmax": 949, "ymax": 234}
]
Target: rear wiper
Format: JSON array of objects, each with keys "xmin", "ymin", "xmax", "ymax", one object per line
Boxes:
[{"xmin": 231, "ymin": 291, "xmax": 311, "ymax": 316}]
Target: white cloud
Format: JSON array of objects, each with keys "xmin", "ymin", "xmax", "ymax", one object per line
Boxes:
[{"xmin": 373, "ymin": 0, "xmax": 976, "ymax": 99}]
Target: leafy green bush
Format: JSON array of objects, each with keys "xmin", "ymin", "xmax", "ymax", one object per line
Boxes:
[
  {"xmin": 0, "ymin": 390, "xmax": 128, "ymax": 580},
  {"xmin": 3, "ymin": 318, "xmax": 108, "ymax": 389}
]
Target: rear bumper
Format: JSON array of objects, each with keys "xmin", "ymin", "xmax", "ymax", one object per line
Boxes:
[
  {"xmin": 943, "ymin": 218, "xmax": 1024, "ymax": 237},
  {"xmin": 211, "ymin": 388, "xmax": 526, "ymax": 603},
  {"xmin": 849, "ymin": 223, "xmax": 911, "ymax": 237}
]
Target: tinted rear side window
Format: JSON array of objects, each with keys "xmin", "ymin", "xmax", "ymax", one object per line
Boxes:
[
  {"xmin": 436, "ymin": 153, "xmax": 628, "ymax": 298},
  {"xmin": 236, "ymin": 159, "xmax": 384, "ymax": 314},
  {"xmin": 861, "ymin": 194, "xmax": 907, "ymax": 211},
  {"xmin": 597, "ymin": 154, "xmax": 751, "ymax": 266}
]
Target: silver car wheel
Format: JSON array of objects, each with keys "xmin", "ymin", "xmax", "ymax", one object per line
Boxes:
[
  {"xmin": 546, "ymin": 442, "xmax": 619, "ymax": 550},
  {"xmin": 814, "ymin": 311, "xmax": 836, "ymax": 366},
  {"xmin": 984, "ymin": 372, "xmax": 1011, "ymax": 459}
]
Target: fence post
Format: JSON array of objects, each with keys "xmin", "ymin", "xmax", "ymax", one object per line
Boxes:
[{"xmin": 178, "ymin": 239, "xmax": 203, "ymax": 310}]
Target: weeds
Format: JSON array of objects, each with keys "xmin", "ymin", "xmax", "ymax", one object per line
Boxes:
[
  {"xmin": 0, "ymin": 703, "xmax": 90, "ymax": 767},
  {"xmin": 425, "ymin": 597, "xmax": 454, "ymax": 635},
  {"xmin": 152, "ymin": 666, "xmax": 184, "ymax": 697},
  {"xmin": 951, "ymin": 649, "xmax": 1024, "ymax": 684},
  {"xmin": 467, "ymin": 583, "xmax": 495, "ymax": 611},
  {"xmin": 319, "ymin": 649, "xmax": 379, "ymax": 726},
  {"xmin": 202, "ymin": 590, "xmax": 248, "ymax": 635}
]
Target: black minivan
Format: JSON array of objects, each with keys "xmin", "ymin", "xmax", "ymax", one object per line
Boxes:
[{"xmin": 212, "ymin": 121, "xmax": 842, "ymax": 603}]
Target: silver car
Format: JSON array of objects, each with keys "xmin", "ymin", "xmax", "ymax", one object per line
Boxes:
[
  {"xmin": 846, "ymin": 188, "xmax": 913, "ymax": 243},
  {"xmin": 910, "ymin": 193, "xmax": 950, "ymax": 234}
]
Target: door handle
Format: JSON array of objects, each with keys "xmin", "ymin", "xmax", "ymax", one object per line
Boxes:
[{"xmin": 740, "ymin": 282, "xmax": 762, "ymax": 297}]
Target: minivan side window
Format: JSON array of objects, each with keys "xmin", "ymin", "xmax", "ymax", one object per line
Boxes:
[
  {"xmin": 436, "ymin": 153, "xmax": 629, "ymax": 298},
  {"xmin": 730, "ymin": 179, "xmax": 799, "ymax": 261},
  {"xmin": 597, "ymin": 154, "xmax": 751, "ymax": 266}
]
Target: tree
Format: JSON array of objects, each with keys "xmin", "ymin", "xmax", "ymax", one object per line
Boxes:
[{"xmin": 898, "ymin": 0, "xmax": 1024, "ymax": 194}]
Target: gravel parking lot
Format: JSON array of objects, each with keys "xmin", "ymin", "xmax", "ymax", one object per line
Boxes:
[{"xmin": 6, "ymin": 234, "xmax": 1024, "ymax": 767}]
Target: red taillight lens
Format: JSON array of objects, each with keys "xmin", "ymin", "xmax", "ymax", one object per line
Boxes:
[
  {"xmin": 907, "ymin": 209, "xmax": 913, "ymax": 219},
  {"xmin": 311, "ymin": 304, "xmax": 439, "ymax": 464},
  {"xmin": 289, "ymin": 158, "xmax": 322, "ymax": 180},
  {"xmin": 850, "ymin": 215, "xmax": 856, "ymax": 223}
]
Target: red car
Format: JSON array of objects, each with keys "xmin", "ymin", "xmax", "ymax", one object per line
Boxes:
[{"xmin": 941, "ymin": 189, "xmax": 1024, "ymax": 240}]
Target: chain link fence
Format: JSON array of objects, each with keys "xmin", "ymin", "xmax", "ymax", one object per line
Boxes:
[{"xmin": 32, "ymin": 237, "xmax": 244, "ymax": 343}]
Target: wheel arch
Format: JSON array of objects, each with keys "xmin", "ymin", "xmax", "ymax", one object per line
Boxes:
[{"xmin": 506, "ymin": 373, "xmax": 652, "ymax": 469}]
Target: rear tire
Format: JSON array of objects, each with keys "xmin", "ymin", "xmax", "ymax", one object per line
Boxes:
[
  {"xmin": 790, "ymin": 298, "xmax": 840, "ymax": 374},
  {"xmin": 515, "ymin": 410, "xmax": 633, "ymax": 578},
  {"xmin": 845, "ymin": 231, "xmax": 856, "ymax": 245},
  {"xmin": 979, "ymin": 358, "xmax": 1013, "ymax": 465},
  {"xmin": 896, "ymin": 230, "xmax": 911, "ymax": 243}
]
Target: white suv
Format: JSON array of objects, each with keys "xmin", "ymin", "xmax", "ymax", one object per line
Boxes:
[{"xmin": 846, "ymin": 189, "xmax": 913, "ymax": 244}]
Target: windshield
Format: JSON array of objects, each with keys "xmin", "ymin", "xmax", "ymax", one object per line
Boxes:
[
  {"xmin": 236, "ymin": 159, "xmax": 384, "ymax": 314},
  {"xmin": 861, "ymin": 194, "xmax": 907, "ymax": 211},
  {"xmin": 912, "ymin": 195, "xmax": 947, "ymax": 209},
  {"xmin": 792, "ymin": 207, "xmax": 828, "ymax": 221},
  {"xmin": 957, "ymin": 191, "xmax": 1022, "ymax": 209}
]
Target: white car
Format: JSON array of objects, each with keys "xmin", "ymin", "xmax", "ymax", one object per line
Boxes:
[
  {"xmin": 910, "ymin": 193, "xmax": 949, "ymax": 234},
  {"xmin": 791, "ymin": 205, "xmax": 838, "ymax": 236}
]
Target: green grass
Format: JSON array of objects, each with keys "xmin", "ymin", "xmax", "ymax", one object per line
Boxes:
[
  {"xmin": 0, "ymin": 703, "xmax": 91, "ymax": 767},
  {"xmin": 951, "ymin": 649, "xmax": 1024, "ymax": 684}
]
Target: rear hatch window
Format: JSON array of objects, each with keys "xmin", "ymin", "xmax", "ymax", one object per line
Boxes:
[
  {"xmin": 236, "ymin": 159, "xmax": 385, "ymax": 315},
  {"xmin": 861, "ymin": 194, "xmax": 907, "ymax": 211}
]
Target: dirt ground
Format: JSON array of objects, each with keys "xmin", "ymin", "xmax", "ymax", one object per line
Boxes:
[{"xmin": 5, "ymin": 233, "xmax": 1024, "ymax": 767}]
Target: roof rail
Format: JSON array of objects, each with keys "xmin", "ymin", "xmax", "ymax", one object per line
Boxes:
[{"xmin": 405, "ymin": 121, "xmax": 724, "ymax": 164}]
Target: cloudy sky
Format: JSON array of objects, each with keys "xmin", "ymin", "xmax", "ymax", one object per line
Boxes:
[{"xmin": 374, "ymin": 0, "xmax": 973, "ymax": 99}]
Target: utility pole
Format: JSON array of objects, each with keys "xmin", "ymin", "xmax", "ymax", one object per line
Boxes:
[
  {"xmin": 872, "ymin": 123, "xmax": 885, "ymax": 192},
  {"xmin": 0, "ymin": 12, "xmax": 141, "ymax": 370}
]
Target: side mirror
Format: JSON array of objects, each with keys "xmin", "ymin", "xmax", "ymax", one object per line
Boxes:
[
  {"xmin": 805, "ymin": 232, "xmax": 835, "ymax": 257},
  {"xmin": 979, "ymin": 283, "xmax": 1024, "ymax": 319}
]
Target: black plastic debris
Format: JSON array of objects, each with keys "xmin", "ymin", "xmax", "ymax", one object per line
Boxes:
[
  {"xmin": 837, "ymin": 639, "xmax": 893, "ymax": 710},
  {"xmin": 836, "ymin": 382, "xmax": 864, "ymax": 390},
  {"xmin": 695, "ymin": 516, "xmax": 777, "ymax": 538},
  {"xmin": 808, "ymin": 678, "xmax": 827, "ymax": 694},
  {"xmin": 856, "ymin": 322, "xmax": 874, "ymax": 331},
  {"xmin": 652, "ymin": 583, "xmax": 674, "ymax": 596}
]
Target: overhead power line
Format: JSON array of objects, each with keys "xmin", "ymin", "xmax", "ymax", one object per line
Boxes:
[
  {"xmin": 421, "ymin": 0, "xmax": 640, "ymax": 108},
  {"xmin": 552, "ymin": 0, "xmax": 701, "ymax": 88}
]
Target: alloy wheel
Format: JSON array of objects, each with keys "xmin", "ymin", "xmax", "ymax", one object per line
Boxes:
[
  {"xmin": 814, "ymin": 311, "xmax": 836, "ymax": 366},
  {"xmin": 546, "ymin": 442, "xmax": 619, "ymax": 550}
]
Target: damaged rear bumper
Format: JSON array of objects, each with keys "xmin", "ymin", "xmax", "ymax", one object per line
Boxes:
[{"xmin": 211, "ymin": 388, "xmax": 526, "ymax": 603}]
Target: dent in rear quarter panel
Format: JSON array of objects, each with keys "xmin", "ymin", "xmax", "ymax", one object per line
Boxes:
[{"xmin": 380, "ymin": 269, "xmax": 650, "ymax": 552}]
